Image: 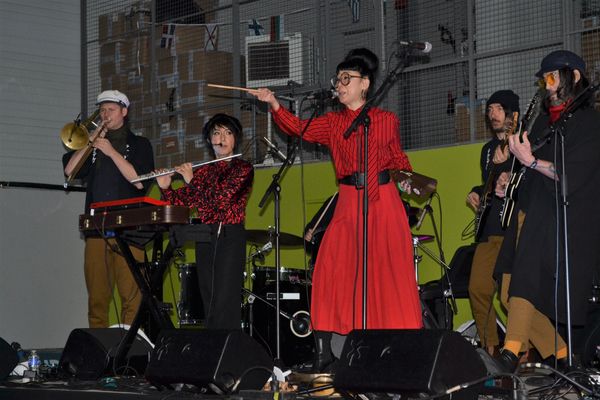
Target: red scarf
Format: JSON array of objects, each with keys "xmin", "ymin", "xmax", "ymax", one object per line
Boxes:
[{"xmin": 548, "ymin": 98, "xmax": 575, "ymax": 124}]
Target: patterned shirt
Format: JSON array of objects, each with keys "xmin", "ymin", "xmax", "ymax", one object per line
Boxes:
[
  {"xmin": 271, "ymin": 105, "xmax": 411, "ymax": 200},
  {"xmin": 161, "ymin": 158, "xmax": 254, "ymax": 224}
]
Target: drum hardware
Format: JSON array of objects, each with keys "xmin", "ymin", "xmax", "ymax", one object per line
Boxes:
[
  {"xmin": 247, "ymin": 241, "xmax": 273, "ymax": 262},
  {"xmin": 246, "ymin": 228, "xmax": 304, "ymax": 247},
  {"xmin": 413, "ymin": 196, "xmax": 457, "ymax": 330}
]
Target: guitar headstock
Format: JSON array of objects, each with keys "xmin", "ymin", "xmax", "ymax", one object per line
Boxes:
[
  {"xmin": 500, "ymin": 111, "xmax": 519, "ymax": 148},
  {"xmin": 518, "ymin": 87, "xmax": 546, "ymax": 142},
  {"xmin": 507, "ymin": 111, "xmax": 519, "ymax": 136}
]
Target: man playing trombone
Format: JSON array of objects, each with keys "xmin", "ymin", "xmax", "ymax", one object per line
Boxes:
[{"xmin": 63, "ymin": 90, "xmax": 154, "ymax": 328}]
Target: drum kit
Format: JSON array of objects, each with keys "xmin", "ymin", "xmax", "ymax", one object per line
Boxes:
[
  {"xmin": 174, "ymin": 227, "xmax": 314, "ymax": 368},
  {"xmin": 172, "ymin": 203, "xmax": 434, "ymax": 368}
]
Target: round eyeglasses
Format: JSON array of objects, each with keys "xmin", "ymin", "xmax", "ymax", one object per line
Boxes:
[{"xmin": 330, "ymin": 72, "xmax": 363, "ymax": 87}]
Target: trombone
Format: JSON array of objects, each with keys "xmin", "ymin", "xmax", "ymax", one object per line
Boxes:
[{"xmin": 60, "ymin": 110, "xmax": 104, "ymax": 182}]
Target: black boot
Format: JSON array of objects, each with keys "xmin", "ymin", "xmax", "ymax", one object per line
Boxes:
[
  {"xmin": 495, "ymin": 348, "xmax": 520, "ymax": 373},
  {"xmin": 313, "ymin": 331, "xmax": 334, "ymax": 373}
]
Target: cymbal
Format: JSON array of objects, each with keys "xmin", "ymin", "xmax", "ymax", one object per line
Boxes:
[{"xmin": 246, "ymin": 229, "xmax": 304, "ymax": 247}]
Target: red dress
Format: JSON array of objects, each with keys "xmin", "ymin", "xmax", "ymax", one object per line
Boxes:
[{"xmin": 271, "ymin": 106, "xmax": 423, "ymax": 334}]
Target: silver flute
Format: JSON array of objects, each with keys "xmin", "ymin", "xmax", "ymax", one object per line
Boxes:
[{"xmin": 130, "ymin": 153, "xmax": 242, "ymax": 183}]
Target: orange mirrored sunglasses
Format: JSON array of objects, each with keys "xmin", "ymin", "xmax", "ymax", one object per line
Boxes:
[{"xmin": 543, "ymin": 71, "xmax": 558, "ymax": 86}]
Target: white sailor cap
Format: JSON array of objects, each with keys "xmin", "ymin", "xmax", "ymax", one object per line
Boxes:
[{"xmin": 96, "ymin": 90, "xmax": 130, "ymax": 108}]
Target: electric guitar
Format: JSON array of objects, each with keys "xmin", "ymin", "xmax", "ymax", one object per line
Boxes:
[
  {"xmin": 499, "ymin": 88, "xmax": 545, "ymax": 229},
  {"xmin": 473, "ymin": 112, "xmax": 518, "ymax": 241}
]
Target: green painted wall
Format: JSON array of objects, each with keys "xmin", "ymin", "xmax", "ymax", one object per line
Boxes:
[{"xmin": 110, "ymin": 142, "xmax": 503, "ymax": 329}]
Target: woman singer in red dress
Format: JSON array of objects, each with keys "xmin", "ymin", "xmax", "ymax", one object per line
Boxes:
[{"xmin": 251, "ymin": 48, "xmax": 422, "ymax": 370}]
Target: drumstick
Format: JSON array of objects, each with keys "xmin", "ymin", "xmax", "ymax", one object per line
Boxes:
[
  {"xmin": 207, "ymin": 83, "xmax": 257, "ymax": 93},
  {"xmin": 310, "ymin": 192, "xmax": 339, "ymax": 234}
]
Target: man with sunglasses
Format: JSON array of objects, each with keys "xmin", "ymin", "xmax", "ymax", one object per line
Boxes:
[{"xmin": 493, "ymin": 50, "xmax": 600, "ymax": 371}]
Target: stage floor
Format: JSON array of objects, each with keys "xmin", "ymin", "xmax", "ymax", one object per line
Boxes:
[{"xmin": 1, "ymin": 366, "xmax": 596, "ymax": 400}]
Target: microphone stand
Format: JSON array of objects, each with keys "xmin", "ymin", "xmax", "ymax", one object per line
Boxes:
[
  {"xmin": 546, "ymin": 82, "xmax": 598, "ymax": 367},
  {"xmin": 341, "ymin": 50, "xmax": 412, "ymax": 329},
  {"xmin": 258, "ymin": 101, "xmax": 319, "ymax": 364}
]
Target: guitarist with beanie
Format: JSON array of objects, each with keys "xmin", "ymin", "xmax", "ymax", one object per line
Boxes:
[{"xmin": 466, "ymin": 89, "xmax": 519, "ymax": 356}]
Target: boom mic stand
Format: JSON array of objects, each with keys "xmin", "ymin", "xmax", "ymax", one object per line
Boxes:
[
  {"xmin": 341, "ymin": 49, "xmax": 412, "ymax": 328},
  {"xmin": 257, "ymin": 101, "xmax": 319, "ymax": 364}
]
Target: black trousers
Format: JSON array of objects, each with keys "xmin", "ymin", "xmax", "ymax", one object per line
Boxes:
[{"xmin": 195, "ymin": 223, "xmax": 245, "ymax": 330}]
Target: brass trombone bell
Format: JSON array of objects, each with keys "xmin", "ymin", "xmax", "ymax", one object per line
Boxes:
[{"xmin": 60, "ymin": 110, "xmax": 101, "ymax": 150}]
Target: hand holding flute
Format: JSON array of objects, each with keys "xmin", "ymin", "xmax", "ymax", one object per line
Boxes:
[{"xmin": 155, "ymin": 163, "xmax": 194, "ymax": 189}]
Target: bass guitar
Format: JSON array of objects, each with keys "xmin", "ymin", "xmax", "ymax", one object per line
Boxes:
[
  {"xmin": 499, "ymin": 88, "xmax": 545, "ymax": 229},
  {"xmin": 473, "ymin": 112, "xmax": 518, "ymax": 241}
]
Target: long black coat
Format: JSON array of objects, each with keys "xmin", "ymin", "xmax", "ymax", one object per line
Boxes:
[{"xmin": 498, "ymin": 105, "xmax": 600, "ymax": 325}]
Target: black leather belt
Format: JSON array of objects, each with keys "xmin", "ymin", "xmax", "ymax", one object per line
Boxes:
[{"xmin": 338, "ymin": 170, "xmax": 390, "ymax": 187}]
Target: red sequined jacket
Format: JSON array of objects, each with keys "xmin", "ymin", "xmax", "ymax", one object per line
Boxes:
[{"xmin": 161, "ymin": 158, "xmax": 254, "ymax": 224}]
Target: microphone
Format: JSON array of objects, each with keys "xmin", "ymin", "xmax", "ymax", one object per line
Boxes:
[
  {"xmin": 415, "ymin": 195, "xmax": 433, "ymax": 230},
  {"xmin": 262, "ymin": 137, "xmax": 287, "ymax": 162},
  {"xmin": 247, "ymin": 241, "xmax": 272, "ymax": 261},
  {"xmin": 398, "ymin": 40, "xmax": 432, "ymax": 53},
  {"xmin": 306, "ymin": 88, "xmax": 339, "ymax": 100}
]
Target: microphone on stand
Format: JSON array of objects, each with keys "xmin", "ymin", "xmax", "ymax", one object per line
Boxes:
[
  {"xmin": 415, "ymin": 195, "xmax": 434, "ymax": 230},
  {"xmin": 262, "ymin": 137, "xmax": 287, "ymax": 162},
  {"xmin": 247, "ymin": 241, "xmax": 273, "ymax": 261},
  {"xmin": 398, "ymin": 40, "xmax": 433, "ymax": 53},
  {"xmin": 306, "ymin": 88, "xmax": 339, "ymax": 100}
]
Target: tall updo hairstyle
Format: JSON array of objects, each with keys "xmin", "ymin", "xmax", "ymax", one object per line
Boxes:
[
  {"xmin": 202, "ymin": 113, "xmax": 243, "ymax": 158},
  {"xmin": 336, "ymin": 48, "xmax": 379, "ymax": 99}
]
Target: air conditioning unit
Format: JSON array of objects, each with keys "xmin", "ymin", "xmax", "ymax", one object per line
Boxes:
[{"xmin": 245, "ymin": 33, "xmax": 304, "ymax": 88}]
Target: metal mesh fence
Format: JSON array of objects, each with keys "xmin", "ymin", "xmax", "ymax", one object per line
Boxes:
[{"xmin": 83, "ymin": 0, "xmax": 600, "ymax": 167}]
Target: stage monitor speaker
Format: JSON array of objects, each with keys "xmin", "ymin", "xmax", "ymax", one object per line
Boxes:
[
  {"xmin": 0, "ymin": 337, "xmax": 18, "ymax": 381},
  {"xmin": 145, "ymin": 329, "xmax": 273, "ymax": 393},
  {"xmin": 59, "ymin": 328, "xmax": 152, "ymax": 380},
  {"xmin": 334, "ymin": 329, "xmax": 487, "ymax": 400}
]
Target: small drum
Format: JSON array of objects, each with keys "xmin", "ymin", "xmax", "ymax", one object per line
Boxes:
[
  {"xmin": 251, "ymin": 266, "xmax": 308, "ymax": 294},
  {"xmin": 248, "ymin": 281, "xmax": 314, "ymax": 368},
  {"xmin": 176, "ymin": 263, "xmax": 204, "ymax": 325}
]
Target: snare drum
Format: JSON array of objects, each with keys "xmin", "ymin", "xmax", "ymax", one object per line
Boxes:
[{"xmin": 177, "ymin": 263, "xmax": 204, "ymax": 325}]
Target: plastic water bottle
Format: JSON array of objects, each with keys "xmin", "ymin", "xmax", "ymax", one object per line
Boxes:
[{"xmin": 28, "ymin": 350, "xmax": 41, "ymax": 372}]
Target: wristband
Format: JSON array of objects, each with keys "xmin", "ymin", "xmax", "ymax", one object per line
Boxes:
[{"xmin": 528, "ymin": 159, "xmax": 538, "ymax": 169}]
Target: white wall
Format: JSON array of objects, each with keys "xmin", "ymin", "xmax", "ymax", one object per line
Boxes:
[
  {"xmin": 0, "ymin": 0, "xmax": 81, "ymax": 185},
  {"xmin": 0, "ymin": 0, "xmax": 86, "ymax": 348},
  {"xmin": 0, "ymin": 187, "xmax": 88, "ymax": 348}
]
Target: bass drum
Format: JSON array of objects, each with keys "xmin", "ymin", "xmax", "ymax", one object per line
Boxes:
[{"xmin": 247, "ymin": 281, "xmax": 314, "ymax": 368}]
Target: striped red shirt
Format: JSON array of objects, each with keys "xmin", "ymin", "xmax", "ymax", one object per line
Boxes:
[{"xmin": 271, "ymin": 105, "xmax": 411, "ymax": 200}]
